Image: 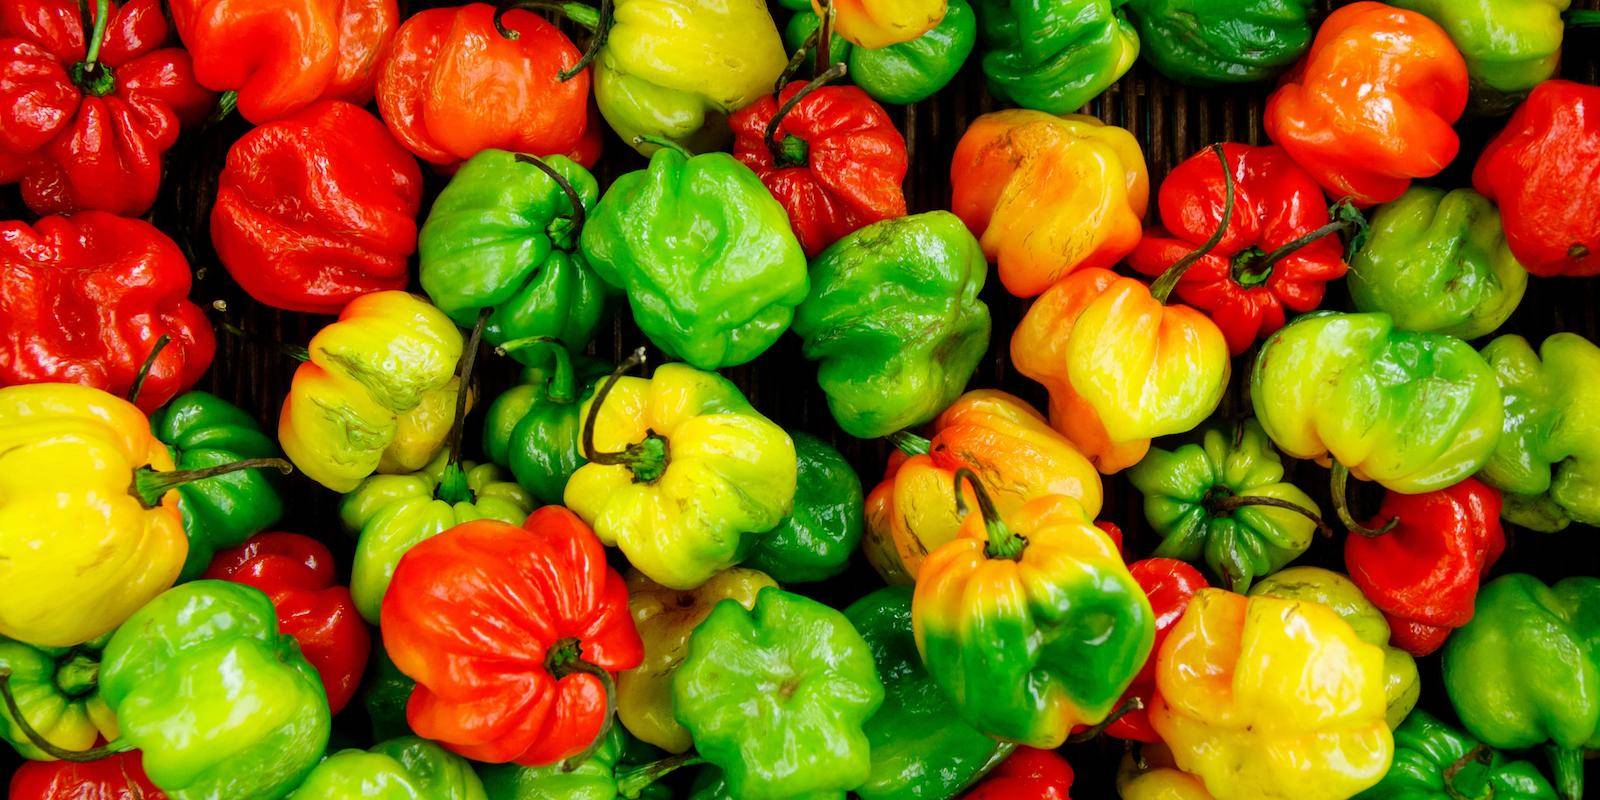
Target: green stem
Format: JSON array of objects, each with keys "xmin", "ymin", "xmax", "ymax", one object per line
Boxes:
[
  {"xmin": 952, "ymin": 468, "xmax": 1025, "ymax": 560},
  {"xmin": 131, "ymin": 458, "xmax": 293, "ymax": 509},
  {"xmin": 1151, "ymin": 144, "xmax": 1234, "ymax": 304},
  {"xmin": 580, "ymin": 348, "xmax": 670, "ymax": 484},
  {"xmin": 1567, "ymin": 9, "xmax": 1600, "ymax": 26},
  {"xmin": 494, "ymin": 0, "xmax": 610, "ymax": 80},
  {"xmin": 1329, "ymin": 462, "xmax": 1398, "ymax": 537},
  {"xmin": 436, "ymin": 310, "xmax": 490, "ymax": 505},
  {"xmin": 776, "ymin": 26, "xmax": 819, "ymax": 92},
  {"xmin": 1207, "ymin": 491, "xmax": 1332, "ymax": 538},
  {"xmin": 0, "ymin": 670, "xmax": 130, "ymax": 762},
  {"xmin": 125, "ymin": 334, "xmax": 171, "ymax": 406},
  {"xmin": 1442, "ymin": 744, "xmax": 1492, "ymax": 800},
  {"xmin": 630, "ymin": 134, "xmax": 693, "ymax": 158},
  {"xmin": 1236, "ymin": 209, "xmax": 1362, "ymax": 280},
  {"xmin": 1550, "ymin": 745, "xmax": 1583, "ymax": 800},
  {"xmin": 69, "ymin": 0, "xmax": 115, "ymax": 96},
  {"xmin": 886, "ymin": 430, "xmax": 930, "ymax": 456},
  {"xmin": 513, "ymin": 154, "xmax": 586, "ymax": 233},
  {"xmin": 764, "ymin": 62, "xmax": 846, "ymax": 168},
  {"xmin": 813, "ymin": 0, "xmax": 836, "ymax": 76},
  {"xmin": 614, "ymin": 754, "xmax": 702, "ymax": 798},
  {"xmin": 494, "ymin": 337, "xmax": 578, "ymax": 403},
  {"xmin": 53, "ymin": 654, "xmax": 99, "ymax": 698},
  {"xmin": 543, "ymin": 638, "xmax": 617, "ymax": 772},
  {"xmin": 1066, "ymin": 696, "xmax": 1143, "ymax": 743}
]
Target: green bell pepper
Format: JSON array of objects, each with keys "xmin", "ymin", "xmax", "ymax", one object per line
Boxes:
[
  {"xmin": 482, "ymin": 344, "xmax": 611, "ymax": 504},
  {"xmin": 340, "ymin": 450, "xmax": 535, "ymax": 623},
  {"xmin": 0, "ymin": 634, "xmax": 113, "ymax": 760},
  {"xmin": 673, "ymin": 587, "xmax": 884, "ymax": 800},
  {"xmin": 741, "ymin": 433, "xmax": 864, "ymax": 583},
  {"xmin": 151, "ymin": 390, "xmax": 285, "ymax": 580},
  {"xmin": 785, "ymin": 0, "xmax": 977, "ymax": 104},
  {"xmin": 846, "ymin": 587, "xmax": 1011, "ymax": 800},
  {"xmin": 977, "ymin": 0, "xmax": 1139, "ymax": 114},
  {"xmin": 792, "ymin": 211, "xmax": 991, "ymax": 439},
  {"xmin": 581, "ymin": 145, "xmax": 809, "ymax": 370},
  {"xmin": 1389, "ymin": 0, "xmax": 1570, "ymax": 113},
  {"xmin": 363, "ymin": 639, "xmax": 415, "ymax": 742},
  {"xmin": 1356, "ymin": 710, "xmax": 1557, "ymax": 800},
  {"xmin": 1477, "ymin": 333, "xmax": 1600, "ymax": 531},
  {"xmin": 479, "ymin": 726, "xmax": 683, "ymax": 800},
  {"xmin": 1128, "ymin": 418, "xmax": 1323, "ymax": 593},
  {"xmin": 1443, "ymin": 573, "xmax": 1600, "ymax": 800},
  {"xmin": 1349, "ymin": 187, "xmax": 1527, "ymax": 340},
  {"xmin": 418, "ymin": 150, "xmax": 610, "ymax": 358},
  {"xmin": 290, "ymin": 737, "xmax": 486, "ymax": 800},
  {"xmin": 98, "ymin": 580, "xmax": 330, "ymax": 799},
  {"xmin": 1125, "ymin": 0, "xmax": 1312, "ymax": 86}
]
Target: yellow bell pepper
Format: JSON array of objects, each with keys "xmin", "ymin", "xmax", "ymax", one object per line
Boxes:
[
  {"xmin": 279, "ymin": 291, "xmax": 464, "ymax": 492},
  {"xmin": 616, "ymin": 567, "xmax": 777, "ymax": 753},
  {"xmin": 817, "ymin": 0, "xmax": 945, "ymax": 48},
  {"xmin": 1118, "ymin": 744, "xmax": 1216, "ymax": 800},
  {"xmin": 1149, "ymin": 589, "xmax": 1393, "ymax": 800}
]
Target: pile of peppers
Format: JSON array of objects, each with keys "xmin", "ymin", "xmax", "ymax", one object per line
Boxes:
[{"xmin": 1, "ymin": 0, "xmax": 1598, "ymax": 798}]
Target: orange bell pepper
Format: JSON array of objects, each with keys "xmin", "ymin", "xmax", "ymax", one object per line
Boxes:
[{"xmin": 950, "ymin": 109, "xmax": 1148, "ymax": 298}]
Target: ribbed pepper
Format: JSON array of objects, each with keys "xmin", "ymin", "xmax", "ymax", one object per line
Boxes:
[
  {"xmin": 478, "ymin": 726, "xmax": 684, "ymax": 800},
  {"xmin": 0, "ymin": 634, "xmax": 114, "ymax": 759},
  {"xmin": 976, "ymin": 0, "xmax": 1137, "ymax": 115},
  {"xmin": 481, "ymin": 345, "xmax": 611, "ymax": 504},
  {"xmin": 786, "ymin": 0, "xmax": 976, "ymax": 104},
  {"xmin": 1356, "ymin": 710, "xmax": 1557, "ymax": 800},
  {"xmin": 742, "ymin": 433, "xmax": 864, "ymax": 584},
  {"xmin": 8, "ymin": 751, "xmax": 163, "ymax": 800},
  {"xmin": 1125, "ymin": 0, "xmax": 1311, "ymax": 86},
  {"xmin": 289, "ymin": 737, "xmax": 486, "ymax": 800},
  {"xmin": 1389, "ymin": 0, "xmax": 1570, "ymax": 113},
  {"xmin": 1102, "ymin": 559, "xmax": 1210, "ymax": 744}
]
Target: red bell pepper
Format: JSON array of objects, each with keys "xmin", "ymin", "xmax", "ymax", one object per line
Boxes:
[
  {"xmin": 376, "ymin": 3, "xmax": 599, "ymax": 169},
  {"xmin": 1473, "ymin": 80, "xmax": 1600, "ymax": 278},
  {"xmin": 381, "ymin": 509, "xmax": 644, "ymax": 766},
  {"xmin": 729, "ymin": 74, "xmax": 908, "ymax": 256},
  {"xmin": 211, "ymin": 100, "xmax": 421, "ymax": 314},
  {"xmin": 1127, "ymin": 143, "xmax": 1350, "ymax": 355},
  {"xmin": 203, "ymin": 532, "xmax": 371, "ymax": 714},
  {"xmin": 962, "ymin": 747, "xmax": 1074, "ymax": 800},
  {"xmin": 0, "ymin": 0, "xmax": 212, "ymax": 216},
  {"xmin": 0, "ymin": 212, "xmax": 215, "ymax": 412},
  {"xmin": 167, "ymin": 0, "xmax": 397, "ymax": 124},
  {"xmin": 1105, "ymin": 558, "xmax": 1209, "ymax": 743},
  {"xmin": 9, "ymin": 751, "xmax": 164, "ymax": 800},
  {"xmin": 1343, "ymin": 477, "xmax": 1505, "ymax": 657}
]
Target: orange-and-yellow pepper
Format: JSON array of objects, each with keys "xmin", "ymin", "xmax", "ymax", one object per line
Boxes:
[{"xmin": 816, "ymin": 0, "xmax": 945, "ymax": 48}]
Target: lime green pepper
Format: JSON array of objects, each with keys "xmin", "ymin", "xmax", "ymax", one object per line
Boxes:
[
  {"xmin": 290, "ymin": 737, "xmax": 486, "ymax": 800},
  {"xmin": 977, "ymin": 0, "xmax": 1139, "ymax": 114},
  {"xmin": 785, "ymin": 0, "xmax": 977, "ymax": 103},
  {"xmin": 1389, "ymin": 0, "xmax": 1570, "ymax": 113},
  {"xmin": 479, "ymin": 727, "xmax": 684, "ymax": 800},
  {"xmin": 0, "ymin": 634, "xmax": 114, "ymax": 760},
  {"xmin": 482, "ymin": 344, "xmax": 611, "ymax": 504},
  {"xmin": 741, "ymin": 433, "xmax": 864, "ymax": 584},
  {"xmin": 1125, "ymin": 0, "xmax": 1312, "ymax": 86},
  {"xmin": 1356, "ymin": 710, "xmax": 1557, "ymax": 800}
]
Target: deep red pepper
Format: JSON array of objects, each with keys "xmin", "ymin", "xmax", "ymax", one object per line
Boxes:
[
  {"xmin": 1105, "ymin": 558, "xmax": 1209, "ymax": 743},
  {"xmin": 203, "ymin": 531, "xmax": 372, "ymax": 714},
  {"xmin": 0, "ymin": 0, "xmax": 213, "ymax": 216},
  {"xmin": 1474, "ymin": 80, "xmax": 1600, "ymax": 277},
  {"xmin": 1343, "ymin": 477, "xmax": 1505, "ymax": 657},
  {"xmin": 211, "ymin": 100, "xmax": 422, "ymax": 314},
  {"xmin": 8, "ymin": 751, "xmax": 165, "ymax": 800},
  {"xmin": 728, "ymin": 78, "xmax": 908, "ymax": 257},
  {"xmin": 1096, "ymin": 521, "xmax": 1124, "ymax": 556},
  {"xmin": 962, "ymin": 747, "xmax": 1074, "ymax": 800},
  {"xmin": 0, "ymin": 212, "xmax": 215, "ymax": 412},
  {"xmin": 1127, "ymin": 143, "xmax": 1348, "ymax": 355}
]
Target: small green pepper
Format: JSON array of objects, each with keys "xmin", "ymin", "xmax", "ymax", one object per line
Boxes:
[
  {"xmin": 1126, "ymin": 0, "xmax": 1313, "ymax": 86},
  {"xmin": 785, "ymin": 0, "xmax": 977, "ymax": 103},
  {"xmin": 1356, "ymin": 710, "xmax": 1557, "ymax": 799},
  {"xmin": 977, "ymin": 0, "xmax": 1139, "ymax": 114},
  {"xmin": 289, "ymin": 737, "xmax": 486, "ymax": 800},
  {"xmin": 479, "ymin": 726, "xmax": 685, "ymax": 800},
  {"xmin": 742, "ymin": 433, "xmax": 864, "ymax": 583},
  {"xmin": 1389, "ymin": 0, "xmax": 1571, "ymax": 113},
  {"xmin": 482, "ymin": 344, "xmax": 611, "ymax": 504},
  {"xmin": 0, "ymin": 634, "xmax": 113, "ymax": 760}
]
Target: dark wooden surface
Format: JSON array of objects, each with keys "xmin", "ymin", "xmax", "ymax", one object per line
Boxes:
[{"xmin": 4, "ymin": 0, "xmax": 1598, "ymax": 794}]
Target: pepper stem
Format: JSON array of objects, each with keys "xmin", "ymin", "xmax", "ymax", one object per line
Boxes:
[
  {"xmin": 543, "ymin": 638, "xmax": 617, "ymax": 772},
  {"xmin": 69, "ymin": 0, "xmax": 115, "ymax": 96},
  {"xmin": 493, "ymin": 0, "xmax": 609, "ymax": 80},
  {"xmin": 436, "ymin": 310, "xmax": 490, "ymax": 505},
  {"xmin": 1232, "ymin": 201, "xmax": 1365, "ymax": 282},
  {"xmin": 630, "ymin": 135, "xmax": 693, "ymax": 158},
  {"xmin": 1329, "ymin": 463, "xmax": 1398, "ymax": 537},
  {"xmin": 1551, "ymin": 745, "xmax": 1583, "ymax": 800},
  {"xmin": 495, "ymin": 336, "xmax": 578, "ymax": 403},
  {"xmin": 1441, "ymin": 744, "xmax": 1492, "ymax": 800},
  {"xmin": 764, "ymin": 62, "xmax": 847, "ymax": 169},
  {"xmin": 214, "ymin": 318, "xmax": 310, "ymax": 362},
  {"xmin": 952, "ymin": 468, "xmax": 1025, "ymax": 560},
  {"xmin": 814, "ymin": 0, "xmax": 836, "ymax": 76},
  {"xmin": 0, "ymin": 670, "xmax": 130, "ymax": 762},
  {"xmin": 131, "ymin": 458, "xmax": 293, "ymax": 509},
  {"xmin": 614, "ymin": 753, "xmax": 703, "ymax": 798},
  {"xmin": 1205, "ymin": 490, "xmax": 1332, "ymax": 539},
  {"xmin": 53, "ymin": 653, "xmax": 99, "ymax": 698},
  {"xmin": 1151, "ymin": 144, "xmax": 1234, "ymax": 304},
  {"xmin": 125, "ymin": 334, "xmax": 171, "ymax": 407},
  {"xmin": 1066, "ymin": 696, "xmax": 1144, "ymax": 743},
  {"xmin": 776, "ymin": 26, "xmax": 820, "ymax": 91},
  {"xmin": 1567, "ymin": 9, "xmax": 1600, "ymax": 25},
  {"xmin": 886, "ymin": 430, "xmax": 931, "ymax": 456},
  {"xmin": 581, "ymin": 348, "xmax": 670, "ymax": 484},
  {"xmin": 513, "ymin": 154, "xmax": 586, "ymax": 232}
]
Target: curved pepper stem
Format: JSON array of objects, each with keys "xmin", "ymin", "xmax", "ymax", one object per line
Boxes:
[
  {"xmin": 125, "ymin": 334, "xmax": 171, "ymax": 407},
  {"xmin": 886, "ymin": 430, "xmax": 931, "ymax": 456},
  {"xmin": 495, "ymin": 336, "xmax": 579, "ymax": 403},
  {"xmin": 1329, "ymin": 462, "xmax": 1399, "ymax": 537},
  {"xmin": 630, "ymin": 135, "xmax": 694, "ymax": 158},
  {"xmin": 764, "ymin": 62, "xmax": 848, "ymax": 169},
  {"xmin": 437, "ymin": 309, "xmax": 491, "ymax": 505},
  {"xmin": 952, "ymin": 468, "xmax": 1025, "ymax": 560},
  {"xmin": 543, "ymin": 637, "xmax": 618, "ymax": 772},
  {"xmin": 493, "ymin": 0, "xmax": 611, "ymax": 81},
  {"xmin": 1440, "ymin": 744, "xmax": 1492, "ymax": 800},
  {"xmin": 581, "ymin": 347, "xmax": 671, "ymax": 484},
  {"xmin": 211, "ymin": 302, "xmax": 312, "ymax": 362},
  {"xmin": 1204, "ymin": 487, "xmax": 1332, "ymax": 539},
  {"xmin": 131, "ymin": 458, "xmax": 293, "ymax": 509},
  {"xmin": 814, "ymin": 0, "xmax": 836, "ymax": 76},
  {"xmin": 1567, "ymin": 9, "xmax": 1600, "ymax": 26},
  {"xmin": 1066, "ymin": 696, "xmax": 1143, "ymax": 743},
  {"xmin": 69, "ymin": 0, "xmax": 115, "ymax": 96},
  {"xmin": 1230, "ymin": 199, "xmax": 1367, "ymax": 286},
  {"xmin": 513, "ymin": 154, "xmax": 587, "ymax": 233},
  {"xmin": 0, "ymin": 670, "xmax": 131, "ymax": 762},
  {"xmin": 614, "ymin": 753, "xmax": 703, "ymax": 799},
  {"xmin": 1550, "ymin": 744, "xmax": 1583, "ymax": 800},
  {"xmin": 1151, "ymin": 144, "xmax": 1234, "ymax": 304}
]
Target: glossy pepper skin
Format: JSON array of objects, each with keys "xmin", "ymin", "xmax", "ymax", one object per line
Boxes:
[
  {"xmin": 202, "ymin": 532, "xmax": 371, "ymax": 715},
  {"xmin": 288, "ymin": 737, "xmax": 486, "ymax": 800},
  {"xmin": 382, "ymin": 512, "xmax": 644, "ymax": 766},
  {"xmin": 1125, "ymin": 0, "xmax": 1311, "ymax": 86},
  {"xmin": 581, "ymin": 147, "xmax": 808, "ymax": 370},
  {"xmin": 1251, "ymin": 312, "xmax": 1503, "ymax": 494},
  {"xmin": 1443, "ymin": 574, "xmax": 1600, "ymax": 800},
  {"xmin": 1126, "ymin": 143, "xmax": 1349, "ymax": 355},
  {"xmin": 1477, "ymin": 333, "xmax": 1600, "ymax": 531},
  {"xmin": 420, "ymin": 150, "xmax": 608, "ymax": 356},
  {"xmin": 376, "ymin": 4, "xmax": 597, "ymax": 169},
  {"xmin": 1473, "ymin": 80, "xmax": 1600, "ymax": 277},
  {"xmin": 1389, "ymin": 0, "xmax": 1568, "ymax": 114},
  {"xmin": 478, "ymin": 726, "xmax": 677, "ymax": 800},
  {"xmin": 0, "ymin": 383, "xmax": 188, "ymax": 647},
  {"xmin": 212, "ymin": 100, "xmax": 421, "ymax": 314},
  {"xmin": 8, "ymin": 751, "xmax": 165, "ymax": 800},
  {"xmin": 792, "ymin": 212, "xmax": 990, "ymax": 438},
  {"xmin": 1356, "ymin": 710, "xmax": 1557, "ymax": 800},
  {"xmin": 151, "ymin": 391, "xmax": 284, "ymax": 581},
  {"xmin": 1012, "ymin": 268, "xmax": 1231, "ymax": 474},
  {"xmin": 1344, "ymin": 478, "xmax": 1505, "ymax": 657},
  {"xmin": 279, "ymin": 291, "xmax": 464, "ymax": 493},
  {"xmin": 616, "ymin": 568, "xmax": 776, "ymax": 754},
  {"xmin": 951, "ymin": 110, "xmax": 1148, "ymax": 298},
  {"xmin": 1117, "ymin": 743, "xmax": 1213, "ymax": 800},
  {"xmin": 1150, "ymin": 589, "xmax": 1394, "ymax": 800},
  {"xmin": 862, "ymin": 389, "xmax": 1103, "ymax": 585},
  {"xmin": 1105, "ymin": 559, "xmax": 1209, "ymax": 744},
  {"xmin": 914, "ymin": 491, "xmax": 1154, "ymax": 747},
  {"xmin": 962, "ymin": 748, "xmax": 1073, "ymax": 800},
  {"xmin": 976, "ymin": 0, "xmax": 1137, "ymax": 115},
  {"xmin": 786, "ymin": 0, "xmax": 976, "ymax": 104},
  {"xmin": 98, "ymin": 580, "xmax": 331, "ymax": 799},
  {"xmin": 729, "ymin": 82, "xmax": 908, "ymax": 257},
  {"xmin": 742, "ymin": 433, "xmax": 863, "ymax": 583},
  {"xmin": 1128, "ymin": 419, "xmax": 1321, "ymax": 593},
  {"xmin": 1348, "ymin": 187, "xmax": 1526, "ymax": 340},
  {"xmin": 168, "ymin": 0, "xmax": 395, "ymax": 123},
  {"xmin": 0, "ymin": 0, "xmax": 212, "ymax": 217},
  {"xmin": 0, "ymin": 213, "xmax": 215, "ymax": 414},
  {"xmin": 674, "ymin": 587, "xmax": 885, "ymax": 800},
  {"xmin": 0, "ymin": 634, "xmax": 114, "ymax": 759},
  {"xmin": 481, "ymin": 346, "xmax": 610, "ymax": 504},
  {"xmin": 1264, "ymin": 2, "xmax": 1468, "ymax": 206},
  {"xmin": 819, "ymin": 0, "xmax": 943, "ymax": 47}
]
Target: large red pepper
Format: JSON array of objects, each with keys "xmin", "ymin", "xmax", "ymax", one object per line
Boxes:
[
  {"xmin": 211, "ymin": 100, "xmax": 421, "ymax": 314},
  {"xmin": 1105, "ymin": 558, "xmax": 1209, "ymax": 743},
  {"xmin": 0, "ymin": 212, "xmax": 214, "ymax": 412},
  {"xmin": 1473, "ymin": 80, "xmax": 1600, "ymax": 278},
  {"xmin": 1344, "ymin": 477, "xmax": 1505, "ymax": 657},
  {"xmin": 376, "ymin": 3, "xmax": 599, "ymax": 169},
  {"xmin": 0, "ymin": 0, "xmax": 212, "ymax": 216},
  {"xmin": 381, "ymin": 509, "xmax": 643, "ymax": 766},
  {"xmin": 9, "ymin": 751, "xmax": 164, "ymax": 800},
  {"xmin": 166, "ymin": 0, "xmax": 396, "ymax": 124},
  {"xmin": 203, "ymin": 532, "xmax": 371, "ymax": 714},
  {"xmin": 1127, "ymin": 143, "xmax": 1350, "ymax": 355},
  {"xmin": 962, "ymin": 747, "xmax": 1074, "ymax": 800},
  {"xmin": 728, "ymin": 75, "xmax": 908, "ymax": 256}
]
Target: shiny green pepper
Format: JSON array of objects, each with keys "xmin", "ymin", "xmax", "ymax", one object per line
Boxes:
[
  {"xmin": 1356, "ymin": 710, "xmax": 1557, "ymax": 800},
  {"xmin": 785, "ymin": 0, "xmax": 977, "ymax": 103},
  {"xmin": 479, "ymin": 726, "xmax": 681, "ymax": 800},
  {"xmin": 482, "ymin": 344, "xmax": 611, "ymax": 504},
  {"xmin": 0, "ymin": 634, "xmax": 113, "ymax": 760},
  {"xmin": 741, "ymin": 433, "xmax": 864, "ymax": 584},
  {"xmin": 1389, "ymin": 0, "xmax": 1571, "ymax": 113},
  {"xmin": 977, "ymin": 0, "xmax": 1139, "ymax": 114},
  {"xmin": 289, "ymin": 737, "xmax": 486, "ymax": 800},
  {"xmin": 1126, "ymin": 0, "xmax": 1312, "ymax": 85}
]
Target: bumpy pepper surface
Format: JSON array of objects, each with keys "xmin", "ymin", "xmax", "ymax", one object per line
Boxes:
[
  {"xmin": 1355, "ymin": 709, "xmax": 1556, "ymax": 800},
  {"xmin": 1100, "ymin": 559, "xmax": 1210, "ymax": 744},
  {"xmin": 976, "ymin": 0, "xmax": 1137, "ymax": 115},
  {"xmin": 786, "ymin": 0, "xmax": 976, "ymax": 104},
  {"xmin": 1124, "ymin": 0, "xmax": 1312, "ymax": 86},
  {"xmin": 288, "ymin": 737, "xmax": 487, "ymax": 800},
  {"xmin": 1389, "ymin": 0, "xmax": 1570, "ymax": 113},
  {"xmin": 963, "ymin": 747, "xmax": 1073, "ymax": 800},
  {"xmin": 477, "ymin": 725, "xmax": 681, "ymax": 800},
  {"xmin": 8, "ymin": 751, "xmax": 164, "ymax": 800},
  {"xmin": 792, "ymin": 211, "xmax": 991, "ymax": 438},
  {"xmin": 817, "ymin": 0, "xmax": 943, "ymax": 47},
  {"xmin": 0, "ymin": 634, "xmax": 114, "ymax": 759},
  {"xmin": 742, "ymin": 433, "xmax": 863, "ymax": 584},
  {"xmin": 481, "ymin": 345, "xmax": 610, "ymax": 504}
]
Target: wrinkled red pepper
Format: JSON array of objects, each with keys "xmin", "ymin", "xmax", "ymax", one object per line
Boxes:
[
  {"xmin": 211, "ymin": 100, "xmax": 421, "ymax": 314},
  {"xmin": 0, "ymin": 0, "xmax": 213, "ymax": 216},
  {"xmin": 0, "ymin": 212, "xmax": 215, "ymax": 412},
  {"xmin": 1474, "ymin": 79, "xmax": 1600, "ymax": 278},
  {"xmin": 1104, "ymin": 558, "xmax": 1209, "ymax": 743},
  {"xmin": 729, "ymin": 77, "xmax": 908, "ymax": 256},
  {"xmin": 204, "ymin": 532, "xmax": 371, "ymax": 714},
  {"xmin": 1344, "ymin": 477, "xmax": 1505, "ymax": 657},
  {"xmin": 8, "ymin": 750, "xmax": 165, "ymax": 800},
  {"xmin": 962, "ymin": 747, "xmax": 1074, "ymax": 800},
  {"xmin": 1127, "ymin": 143, "xmax": 1349, "ymax": 355}
]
